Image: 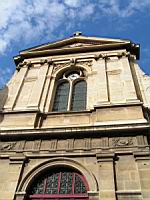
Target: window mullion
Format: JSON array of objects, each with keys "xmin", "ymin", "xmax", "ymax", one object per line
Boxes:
[
  {"xmin": 67, "ymin": 81, "xmax": 73, "ymax": 111},
  {"xmin": 58, "ymin": 172, "xmax": 61, "ymax": 194},
  {"xmin": 43, "ymin": 177, "xmax": 48, "ymax": 194},
  {"xmin": 72, "ymin": 173, "xmax": 75, "ymax": 194}
]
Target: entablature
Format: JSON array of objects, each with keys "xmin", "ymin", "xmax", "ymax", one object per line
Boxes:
[{"xmin": 15, "ymin": 49, "xmax": 135, "ymax": 71}]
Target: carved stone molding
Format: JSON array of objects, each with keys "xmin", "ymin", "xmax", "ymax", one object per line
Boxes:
[
  {"xmin": 94, "ymin": 53, "xmax": 107, "ymax": 60},
  {"xmin": 47, "ymin": 59, "xmax": 53, "ymax": 65},
  {"xmin": 0, "ymin": 142, "xmax": 16, "ymax": 151},
  {"xmin": 70, "ymin": 58, "xmax": 77, "ymax": 66},
  {"xmin": 52, "ymin": 62, "xmax": 70, "ymax": 74},
  {"xmin": 0, "ymin": 136, "xmax": 139, "ymax": 152},
  {"xmin": 117, "ymin": 51, "xmax": 130, "ymax": 58},
  {"xmin": 16, "ymin": 60, "xmax": 33, "ymax": 70},
  {"xmin": 52, "ymin": 60, "xmax": 93, "ymax": 75},
  {"xmin": 26, "ymin": 61, "xmax": 32, "ymax": 68},
  {"xmin": 16, "ymin": 62, "xmax": 24, "ymax": 71},
  {"xmin": 94, "ymin": 52, "xmax": 131, "ymax": 61},
  {"xmin": 40, "ymin": 59, "xmax": 48, "ymax": 64},
  {"xmin": 78, "ymin": 60, "xmax": 93, "ymax": 68},
  {"xmin": 112, "ymin": 137, "xmax": 133, "ymax": 147}
]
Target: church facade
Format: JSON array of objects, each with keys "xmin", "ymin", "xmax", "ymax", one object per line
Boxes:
[{"xmin": 0, "ymin": 33, "xmax": 150, "ymax": 200}]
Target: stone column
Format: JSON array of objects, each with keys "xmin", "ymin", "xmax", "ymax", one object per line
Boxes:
[{"xmin": 96, "ymin": 153, "xmax": 116, "ymax": 200}]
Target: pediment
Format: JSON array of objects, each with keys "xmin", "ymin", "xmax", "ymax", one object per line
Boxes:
[{"xmin": 20, "ymin": 36, "xmax": 130, "ymax": 54}]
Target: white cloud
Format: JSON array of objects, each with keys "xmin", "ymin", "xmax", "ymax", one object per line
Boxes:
[
  {"xmin": 0, "ymin": 39, "xmax": 7, "ymax": 53},
  {"xmin": 0, "ymin": 0, "xmax": 150, "ymax": 55},
  {"xmin": 64, "ymin": 0, "xmax": 84, "ymax": 8},
  {"xmin": 79, "ymin": 4, "xmax": 95, "ymax": 19},
  {"xmin": 98, "ymin": 0, "xmax": 150, "ymax": 17},
  {"xmin": 0, "ymin": 0, "xmax": 21, "ymax": 29},
  {"xmin": 0, "ymin": 66, "xmax": 14, "ymax": 87},
  {"xmin": 0, "ymin": 0, "xmax": 95, "ymax": 88},
  {"xmin": 0, "ymin": 0, "xmax": 95, "ymax": 54},
  {"xmin": 0, "ymin": 0, "xmax": 150, "ymax": 87},
  {"xmin": 0, "ymin": 0, "xmax": 150, "ymax": 53},
  {"xmin": 0, "ymin": 0, "xmax": 67, "ymax": 53}
]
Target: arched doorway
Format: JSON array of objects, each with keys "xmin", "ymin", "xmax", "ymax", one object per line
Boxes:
[{"xmin": 27, "ymin": 167, "xmax": 89, "ymax": 200}]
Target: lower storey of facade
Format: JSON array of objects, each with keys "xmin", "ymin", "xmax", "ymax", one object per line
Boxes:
[{"xmin": 0, "ymin": 134, "xmax": 150, "ymax": 200}]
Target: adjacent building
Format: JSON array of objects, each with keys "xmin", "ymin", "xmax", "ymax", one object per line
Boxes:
[{"xmin": 0, "ymin": 33, "xmax": 150, "ymax": 200}]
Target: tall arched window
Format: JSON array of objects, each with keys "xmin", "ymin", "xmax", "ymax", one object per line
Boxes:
[
  {"xmin": 28, "ymin": 168, "xmax": 89, "ymax": 199},
  {"xmin": 52, "ymin": 69, "xmax": 87, "ymax": 112},
  {"xmin": 53, "ymin": 81, "xmax": 70, "ymax": 112},
  {"xmin": 71, "ymin": 81, "xmax": 87, "ymax": 111}
]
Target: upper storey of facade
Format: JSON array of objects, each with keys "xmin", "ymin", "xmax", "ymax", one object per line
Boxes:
[{"xmin": 0, "ymin": 33, "xmax": 150, "ymax": 134}]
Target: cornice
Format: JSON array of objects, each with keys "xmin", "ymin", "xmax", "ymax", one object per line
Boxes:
[
  {"xmin": 1, "ymin": 101, "xmax": 143, "ymax": 114},
  {"xmin": 14, "ymin": 49, "xmax": 138, "ymax": 71},
  {"xmin": 0, "ymin": 122, "xmax": 149, "ymax": 139},
  {"xmin": 20, "ymin": 42, "xmax": 128, "ymax": 56},
  {"xmin": 14, "ymin": 42, "xmax": 139, "ymax": 66},
  {"xmin": 20, "ymin": 36, "xmax": 131, "ymax": 53}
]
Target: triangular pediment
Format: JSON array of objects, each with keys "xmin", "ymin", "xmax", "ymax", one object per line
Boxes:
[
  {"xmin": 20, "ymin": 36, "xmax": 130, "ymax": 54},
  {"xmin": 14, "ymin": 35, "xmax": 139, "ymax": 65}
]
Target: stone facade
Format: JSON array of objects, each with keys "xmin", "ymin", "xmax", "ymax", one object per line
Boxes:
[{"xmin": 0, "ymin": 34, "xmax": 150, "ymax": 200}]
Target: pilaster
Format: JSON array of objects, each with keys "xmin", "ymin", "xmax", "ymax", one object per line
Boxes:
[
  {"xmin": 106, "ymin": 56, "xmax": 124, "ymax": 103},
  {"xmin": 4, "ymin": 66, "xmax": 28, "ymax": 110},
  {"xmin": 44, "ymin": 63, "xmax": 54, "ymax": 112},
  {"xmin": 0, "ymin": 156, "xmax": 26, "ymax": 200},
  {"xmin": 92, "ymin": 57, "xmax": 109, "ymax": 106},
  {"xmin": 27, "ymin": 61, "xmax": 49, "ymax": 109},
  {"xmin": 121, "ymin": 54, "xmax": 138, "ymax": 102},
  {"xmin": 134, "ymin": 151, "xmax": 150, "ymax": 200},
  {"xmin": 96, "ymin": 153, "xmax": 116, "ymax": 200}
]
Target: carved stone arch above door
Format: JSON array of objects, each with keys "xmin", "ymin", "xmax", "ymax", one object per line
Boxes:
[{"xmin": 15, "ymin": 157, "xmax": 98, "ymax": 200}]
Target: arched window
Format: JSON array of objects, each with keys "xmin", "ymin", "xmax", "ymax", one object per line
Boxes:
[
  {"xmin": 28, "ymin": 168, "xmax": 89, "ymax": 199},
  {"xmin": 71, "ymin": 81, "xmax": 87, "ymax": 111},
  {"xmin": 53, "ymin": 81, "xmax": 70, "ymax": 112},
  {"xmin": 52, "ymin": 69, "xmax": 87, "ymax": 112}
]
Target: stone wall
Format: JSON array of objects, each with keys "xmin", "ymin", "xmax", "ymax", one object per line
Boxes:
[{"xmin": 1, "ymin": 49, "xmax": 146, "ymax": 113}]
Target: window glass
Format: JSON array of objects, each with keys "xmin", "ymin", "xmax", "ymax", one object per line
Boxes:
[
  {"xmin": 29, "ymin": 168, "xmax": 89, "ymax": 199},
  {"xmin": 53, "ymin": 82, "xmax": 69, "ymax": 112},
  {"xmin": 52, "ymin": 70, "xmax": 87, "ymax": 112},
  {"xmin": 71, "ymin": 81, "xmax": 87, "ymax": 111}
]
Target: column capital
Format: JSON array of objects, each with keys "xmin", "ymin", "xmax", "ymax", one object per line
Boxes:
[
  {"xmin": 88, "ymin": 191, "xmax": 99, "ymax": 200},
  {"xmin": 9, "ymin": 155, "xmax": 27, "ymax": 164},
  {"xmin": 15, "ymin": 191, "xmax": 26, "ymax": 200},
  {"xmin": 133, "ymin": 151, "xmax": 150, "ymax": 160},
  {"xmin": 96, "ymin": 153, "xmax": 115, "ymax": 162}
]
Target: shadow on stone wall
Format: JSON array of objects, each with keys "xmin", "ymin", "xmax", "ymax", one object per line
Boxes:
[{"xmin": 0, "ymin": 85, "xmax": 8, "ymax": 123}]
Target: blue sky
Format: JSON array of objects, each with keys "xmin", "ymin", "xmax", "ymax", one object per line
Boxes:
[{"xmin": 0, "ymin": 0, "xmax": 150, "ymax": 88}]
